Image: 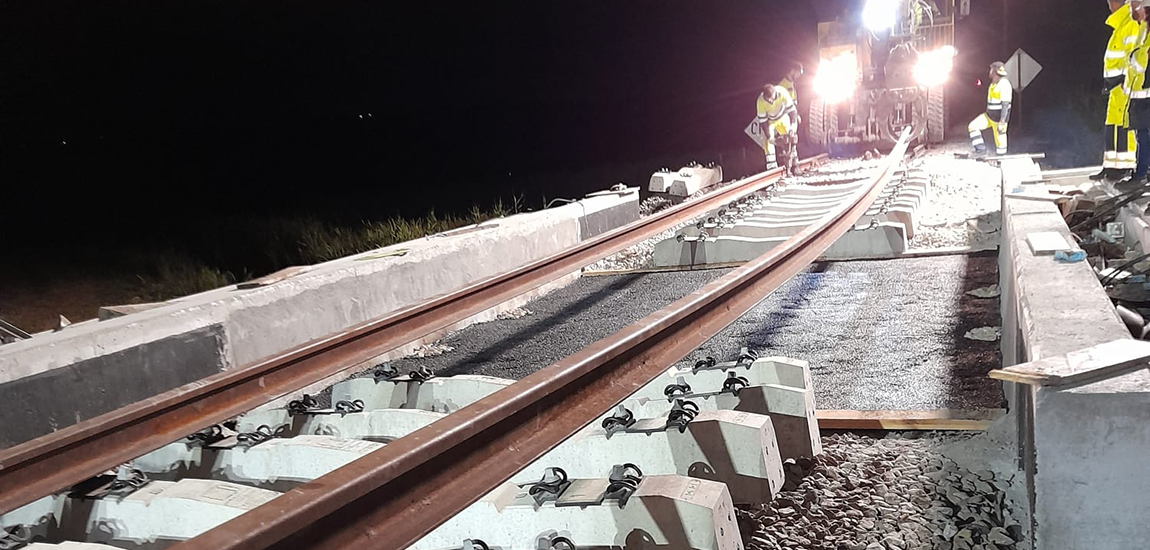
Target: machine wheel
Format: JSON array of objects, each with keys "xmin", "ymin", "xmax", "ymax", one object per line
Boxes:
[
  {"xmin": 808, "ymin": 98, "xmax": 827, "ymax": 147},
  {"xmin": 877, "ymin": 94, "xmax": 927, "ymax": 146},
  {"xmin": 926, "ymin": 86, "xmax": 945, "ymax": 143}
]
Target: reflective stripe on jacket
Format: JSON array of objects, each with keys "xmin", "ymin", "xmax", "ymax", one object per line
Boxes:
[
  {"xmin": 757, "ymin": 86, "xmax": 797, "ymax": 123},
  {"xmin": 1106, "ymin": 8, "xmax": 1140, "ymax": 80},
  {"xmin": 1126, "ymin": 23, "xmax": 1150, "ymax": 99},
  {"xmin": 986, "ymin": 79, "xmax": 1013, "ymax": 122}
]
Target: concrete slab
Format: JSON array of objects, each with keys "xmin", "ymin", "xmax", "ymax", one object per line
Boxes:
[
  {"xmin": 330, "ymin": 374, "xmax": 512, "ymax": 413},
  {"xmin": 0, "ymin": 494, "xmax": 66, "ymax": 544},
  {"xmin": 81, "ymin": 479, "xmax": 279, "ymax": 546},
  {"xmin": 820, "ymin": 222, "xmax": 909, "ymax": 260},
  {"xmin": 650, "ymin": 165, "xmax": 723, "ymax": 197},
  {"xmin": 212, "ymin": 435, "xmax": 382, "ymax": 489},
  {"xmin": 513, "ymin": 409, "xmax": 784, "ymax": 504},
  {"xmin": 609, "ymin": 357, "xmax": 821, "ymax": 459},
  {"xmin": 411, "ymin": 476, "xmax": 741, "ymax": 550},
  {"xmin": 26, "ymin": 544, "xmax": 122, "ymax": 550}
]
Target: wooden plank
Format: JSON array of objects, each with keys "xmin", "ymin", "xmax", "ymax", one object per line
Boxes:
[
  {"xmin": 1005, "ymin": 192, "xmax": 1070, "ymax": 204},
  {"xmin": 236, "ymin": 265, "xmax": 312, "ymax": 289},
  {"xmin": 816, "ymin": 409, "xmax": 1004, "ymax": 431},
  {"xmin": 988, "ymin": 339, "xmax": 1150, "ymax": 387}
]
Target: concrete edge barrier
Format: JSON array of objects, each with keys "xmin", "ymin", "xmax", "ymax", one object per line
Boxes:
[
  {"xmin": 998, "ymin": 158, "xmax": 1147, "ymax": 550},
  {"xmin": 0, "ymin": 188, "xmax": 639, "ymax": 449}
]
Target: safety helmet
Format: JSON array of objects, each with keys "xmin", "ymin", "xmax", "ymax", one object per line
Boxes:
[
  {"xmin": 990, "ymin": 62, "xmax": 1007, "ymax": 76},
  {"xmin": 790, "ymin": 61, "xmax": 804, "ymax": 76}
]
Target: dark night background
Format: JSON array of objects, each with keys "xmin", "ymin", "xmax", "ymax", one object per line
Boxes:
[{"xmin": 0, "ymin": 0, "xmax": 1115, "ymax": 326}]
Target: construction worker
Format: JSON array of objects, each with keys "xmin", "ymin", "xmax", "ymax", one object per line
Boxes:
[
  {"xmin": 967, "ymin": 62, "xmax": 1013, "ymax": 157},
  {"xmin": 1093, "ymin": 0, "xmax": 1141, "ymax": 182},
  {"xmin": 757, "ymin": 82, "xmax": 799, "ymax": 172},
  {"xmin": 1118, "ymin": 0, "xmax": 1150, "ymax": 188},
  {"xmin": 779, "ymin": 61, "xmax": 803, "ymax": 104}
]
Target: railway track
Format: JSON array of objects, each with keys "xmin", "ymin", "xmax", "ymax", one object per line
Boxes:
[{"xmin": 1, "ymin": 130, "xmax": 912, "ymax": 550}]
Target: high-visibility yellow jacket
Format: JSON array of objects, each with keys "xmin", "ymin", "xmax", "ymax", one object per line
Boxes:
[
  {"xmin": 986, "ymin": 78, "xmax": 1013, "ymax": 123},
  {"xmin": 757, "ymin": 86, "xmax": 796, "ymax": 124},
  {"xmin": 1125, "ymin": 23, "xmax": 1150, "ymax": 100},
  {"xmin": 779, "ymin": 77, "xmax": 797, "ymax": 104},
  {"xmin": 1106, "ymin": 7, "xmax": 1141, "ymax": 125}
]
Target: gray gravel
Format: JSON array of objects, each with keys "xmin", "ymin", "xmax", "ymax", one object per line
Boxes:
[
  {"xmin": 352, "ymin": 253, "xmax": 1001, "ymax": 411},
  {"xmin": 675, "ymin": 252, "xmax": 1003, "ymax": 410},
  {"xmin": 351, "ymin": 269, "xmax": 728, "ymax": 380},
  {"xmin": 740, "ymin": 432, "xmax": 1026, "ymax": 550}
]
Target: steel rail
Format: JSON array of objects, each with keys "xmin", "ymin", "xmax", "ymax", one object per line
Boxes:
[
  {"xmin": 182, "ymin": 131, "xmax": 910, "ymax": 550},
  {"xmin": 0, "ymin": 156, "xmax": 824, "ymax": 516}
]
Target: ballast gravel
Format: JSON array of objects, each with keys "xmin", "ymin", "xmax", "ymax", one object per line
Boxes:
[
  {"xmin": 909, "ymin": 143, "xmax": 1004, "ymax": 251},
  {"xmin": 740, "ymin": 432, "xmax": 1026, "ymax": 550},
  {"xmin": 360, "ymin": 252, "xmax": 1002, "ymax": 411}
]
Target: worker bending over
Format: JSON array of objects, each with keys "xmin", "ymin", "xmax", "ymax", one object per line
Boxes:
[
  {"xmin": 1119, "ymin": 0, "xmax": 1150, "ymax": 188},
  {"xmin": 1094, "ymin": 0, "xmax": 1141, "ymax": 182},
  {"xmin": 757, "ymin": 83, "xmax": 799, "ymax": 172},
  {"xmin": 968, "ymin": 62, "xmax": 1013, "ymax": 157}
]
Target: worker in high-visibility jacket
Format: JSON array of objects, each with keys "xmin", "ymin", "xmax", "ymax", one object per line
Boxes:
[
  {"xmin": 1118, "ymin": 0, "xmax": 1150, "ymax": 188},
  {"xmin": 757, "ymin": 82, "xmax": 799, "ymax": 171},
  {"xmin": 1094, "ymin": 0, "xmax": 1141, "ymax": 181},
  {"xmin": 779, "ymin": 62, "xmax": 803, "ymax": 104},
  {"xmin": 968, "ymin": 62, "xmax": 1013, "ymax": 156}
]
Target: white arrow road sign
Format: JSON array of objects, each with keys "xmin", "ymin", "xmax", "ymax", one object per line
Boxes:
[{"xmin": 1004, "ymin": 48, "xmax": 1042, "ymax": 92}]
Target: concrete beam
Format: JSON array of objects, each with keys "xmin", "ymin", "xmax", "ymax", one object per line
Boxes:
[
  {"xmin": 80, "ymin": 479, "xmax": 279, "ymax": 546},
  {"xmin": 0, "ymin": 494, "xmax": 66, "ymax": 544},
  {"xmin": 513, "ymin": 409, "xmax": 784, "ymax": 504},
  {"xmin": 609, "ymin": 357, "xmax": 821, "ymax": 459},
  {"xmin": 26, "ymin": 544, "xmax": 123, "ymax": 550},
  {"xmin": 1000, "ymin": 157, "xmax": 1148, "ymax": 550},
  {"xmin": 0, "ymin": 188, "xmax": 638, "ymax": 448},
  {"xmin": 412, "ymin": 476, "xmax": 742, "ymax": 550},
  {"xmin": 331, "ymin": 374, "xmax": 513, "ymax": 413}
]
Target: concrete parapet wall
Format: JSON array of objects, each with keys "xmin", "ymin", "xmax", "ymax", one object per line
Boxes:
[
  {"xmin": 0, "ymin": 188, "xmax": 638, "ymax": 448},
  {"xmin": 999, "ymin": 158, "xmax": 1145, "ymax": 550}
]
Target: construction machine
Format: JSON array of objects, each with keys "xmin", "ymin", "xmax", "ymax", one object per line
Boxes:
[{"xmin": 807, "ymin": 0, "xmax": 967, "ymax": 151}]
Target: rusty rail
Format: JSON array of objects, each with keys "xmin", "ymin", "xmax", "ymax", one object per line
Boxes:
[
  {"xmin": 0, "ymin": 157, "xmax": 826, "ymax": 516},
  {"xmin": 182, "ymin": 130, "xmax": 911, "ymax": 550}
]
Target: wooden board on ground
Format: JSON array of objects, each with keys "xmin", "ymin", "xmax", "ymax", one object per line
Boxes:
[
  {"xmin": 1025, "ymin": 231, "xmax": 1072, "ymax": 255},
  {"xmin": 1005, "ymin": 191, "xmax": 1070, "ymax": 204},
  {"xmin": 989, "ymin": 339, "xmax": 1150, "ymax": 387},
  {"xmin": 816, "ymin": 409, "xmax": 1004, "ymax": 431}
]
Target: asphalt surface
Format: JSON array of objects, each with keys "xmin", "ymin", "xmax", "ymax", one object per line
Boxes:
[{"xmin": 343, "ymin": 252, "xmax": 1003, "ymax": 410}]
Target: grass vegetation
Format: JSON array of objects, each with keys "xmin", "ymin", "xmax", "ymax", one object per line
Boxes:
[{"xmin": 136, "ymin": 198, "xmax": 524, "ymax": 300}]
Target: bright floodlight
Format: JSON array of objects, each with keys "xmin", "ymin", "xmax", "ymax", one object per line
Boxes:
[
  {"xmin": 813, "ymin": 52, "xmax": 859, "ymax": 104},
  {"xmin": 863, "ymin": 0, "xmax": 899, "ymax": 32},
  {"xmin": 914, "ymin": 45, "xmax": 957, "ymax": 87}
]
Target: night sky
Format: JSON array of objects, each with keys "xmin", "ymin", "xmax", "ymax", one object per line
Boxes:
[{"xmin": 0, "ymin": 0, "xmax": 1112, "ymax": 244}]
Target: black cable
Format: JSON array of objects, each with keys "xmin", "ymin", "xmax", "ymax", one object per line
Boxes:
[
  {"xmin": 1071, "ymin": 183, "xmax": 1150, "ymax": 232},
  {"xmin": 1100, "ymin": 251, "xmax": 1150, "ymax": 286}
]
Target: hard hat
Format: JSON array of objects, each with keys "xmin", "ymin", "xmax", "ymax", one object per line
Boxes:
[{"xmin": 990, "ymin": 62, "xmax": 1007, "ymax": 76}]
